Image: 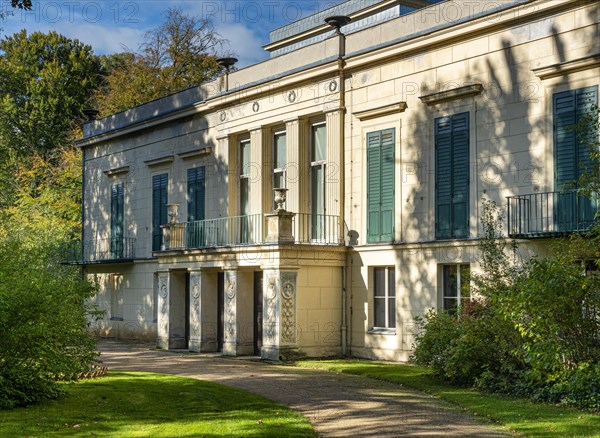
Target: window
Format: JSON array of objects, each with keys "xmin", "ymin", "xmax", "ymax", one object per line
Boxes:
[
  {"xmin": 553, "ymin": 86, "xmax": 598, "ymax": 231},
  {"xmin": 187, "ymin": 167, "xmax": 206, "ymax": 247},
  {"xmin": 311, "ymin": 123, "xmax": 326, "ymax": 239},
  {"xmin": 152, "ymin": 173, "xmax": 168, "ymax": 251},
  {"xmin": 110, "ymin": 274, "xmax": 124, "ymax": 321},
  {"xmin": 442, "ymin": 264, "xmax": 470, "ymax": 313},
  {"xmin": 367, "ymin": 128, "xmax": 395, "ymax": 243},
  {"xmin": 373, "ymin": 267, "xmax": 396, "ymax": 329},
  {"xmin": 239, "ymin": 140, "xmax": 251, "ymax": 242},
  {"xmin": 435, "ymin": 112, "xmax": 469, "ymax": 239},
  {"xmin": 273, "ymin": 131, "xmax": 287, "ymax": 191},
  {"xmin": 110, "ymin": 183, "xmax": 124, "ymax": 258}
]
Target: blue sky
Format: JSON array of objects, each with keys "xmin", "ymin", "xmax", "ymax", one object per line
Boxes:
[{"xmin": 0, "ymin": 1, "xmax": 346, "ymax": 67}]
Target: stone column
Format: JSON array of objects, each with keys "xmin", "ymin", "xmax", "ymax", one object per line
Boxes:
[
  {"xmin": 250, "ymin": 127, "xmax": 271, "ymax": 215},
  {"xmin": 223, "ymin": 269, "xmax": 254, "ymax": 355},
  {"xmin": 262, "ymin": 269, "xmax": 298, "ymax": 360},
  {"xmin": 188, "ymin": 269, "xmax": 218, "ymax": 352},
  {"xmin": 156, "ymin": 271, "xmax": 170, "ymax": 349}
]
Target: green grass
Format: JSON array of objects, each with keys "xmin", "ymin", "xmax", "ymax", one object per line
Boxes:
[
  {"xmin": 294, "ymin": 359, "xmax": 600, "ymax": 438},
  {"xmin": 0, "ymin": 371, "xmax": 315, "ymax": 437}
]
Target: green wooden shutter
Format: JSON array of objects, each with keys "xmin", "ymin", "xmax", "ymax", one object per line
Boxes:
[
  {"xmin": 435, "ymin": 117, "xmax": 452, "ymax": 239},
  {"xmin": 152, "ymin": 174, "xmax": 168, "ymax": 251},
  {"xmin": 436, "ymin": 113, "xmax": 470, "ymax": 239},
  {"xmin": 451, "ymin": 113, "xmax": 470, "ymax": 238},
  {"xmin": 187, "ymin": 167, "xmax": 206, "ymax": 222},
  {"xmin": 111, "ymin": 183, "xmax": 124, "ymax": 257},
  {"xmin": 367, "ymin": 129, "xmax": 395, "ymax": 243},
  {"xmin": 554, "ymin": 86, "xmax": 598, "ymax": 230}
]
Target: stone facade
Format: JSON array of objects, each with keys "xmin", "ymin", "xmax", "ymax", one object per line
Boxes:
[{"xmin": 78, "ymin": 0, "xmax": 599, "ymax": 361}]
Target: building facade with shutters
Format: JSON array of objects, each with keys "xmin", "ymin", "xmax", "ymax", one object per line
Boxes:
[{"xmin": 75, "ymin": 0, "xmax": 599, "ymax": 361}]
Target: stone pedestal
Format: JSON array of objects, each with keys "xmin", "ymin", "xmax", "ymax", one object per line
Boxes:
[{"xmin": 265, "ymin": 211, "xmax": 295, "ymax": 243}]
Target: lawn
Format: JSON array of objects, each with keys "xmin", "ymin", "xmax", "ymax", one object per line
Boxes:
[
  {"xmin": 294, "ymin": 359, "xmax": 600, "ymax": 438},
  {"xmin": 0, "ymin": 371, "xmax": 315, "ymax": 437}
]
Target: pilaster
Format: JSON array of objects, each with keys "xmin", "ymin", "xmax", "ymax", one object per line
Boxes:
[
  {"xmin": 325, "ymin": 110, "xmax": 342, "ymax": 219},
  {"xmin": 156, "ymin": 271, "xmax": 170, "ymax": 349},
  {"xmin": 223, "ymin": 269, "xmax": 254, "ymax": 355},
  {"xmin": 262, "ymin": 269, "xmax": 298, "ymax": 360},
  {"xmin": 188, "ymin": 269, "xmax": 218, "ymax": 352}
]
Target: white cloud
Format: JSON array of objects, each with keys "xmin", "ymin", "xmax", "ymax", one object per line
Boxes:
[{"xmin": 216, "ymin": 22, "xmax": 268, "ymax": 68}]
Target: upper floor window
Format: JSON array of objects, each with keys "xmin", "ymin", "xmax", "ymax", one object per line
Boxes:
[
  {"xmin": 273, "ymin": 131, "xmax": 287, "ymax": 191},
  {"xmin": 187, "ymin": 167, "xmax": 205, "ymax": 222},
  {"xmin": 435, "ymin": 112, "xmax": 469, "ymax": 240},
  {"xmin": 367, "ymin": 128, "xmax": 395, "ymax": 243},
  {"xmin": 553, "ymin": 86, "xmax": 598, "ymax": 231},
  {"xmin": 311, "ymin": 122, "xmax": 326, "ymax": 239},
  {"xmin": 239, "ymin": 140, "xmax": 251, "ymax": 217},
  {"xmin": 152, "ymin": 173, "xmax": 168, "ymax": 251},
  {"xmin": 110, "ymin": 182, "xmax": 124, "ymax": 258}
]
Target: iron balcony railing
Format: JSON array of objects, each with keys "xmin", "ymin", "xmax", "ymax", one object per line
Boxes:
[
  {"xmin": 163, "ymin": 213, "xmax": 342, "ymax": 251},
  {"xmin": 507, "ymin": 190, "xmax": 598, "ymax": 237},
  {"xmin": 62, "ymin": 237, "xmax": 136, "ymax": 264}
]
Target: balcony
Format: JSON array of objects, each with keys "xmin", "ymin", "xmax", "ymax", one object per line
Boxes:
[
  {"xmin": 62, "ymin": 237, "xmax": 136, "ymax": 264},
  {"xmin": 161, "ymin": 213, "xmax": 343, "ymax": 251},
  {"xmin": 507, "ymin": 191, "xmax": 598, "ymax": 238}
]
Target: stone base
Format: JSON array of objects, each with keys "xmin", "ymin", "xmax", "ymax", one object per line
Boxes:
[
  {"xmin": 188, "ymin": 338, "xmax": 218, "ymax": 352},
  {"xmin": 157, "ymin": 337, "xmax": 169, "ymax": 350},
  {"xmin": 222, "ymin": 341, "xmax": 254, "ymax": 356}
]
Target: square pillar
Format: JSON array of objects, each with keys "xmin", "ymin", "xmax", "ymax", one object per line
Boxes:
[
  {"xmin": 156, "ymin": 271, "xmax": 170, "ymax": 349},
  {"xmin": 262, "ymin": 269, "xmax": 298, "ymax": 360},
  {"xmin": 189, "ymin": 269, "xmax": 218, "ymax": 352},
  {"xmin": 223, "ymin": 269, "xmax": 254, "ymax": 356}
]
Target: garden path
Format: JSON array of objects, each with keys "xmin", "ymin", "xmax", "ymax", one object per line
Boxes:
[{"xmin": 99, "ymin": 340, "xmax": 512, "ymax": 437}]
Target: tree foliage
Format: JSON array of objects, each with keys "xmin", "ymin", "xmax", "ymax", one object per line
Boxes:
[
  {"xmin": 0, "ymin": 234, "xmax": 100, "ymax": 409},
  {"xmin": 0, "ymin": 30, "xmax": 103, "ymax": 156},
  {"xmin": 98, "ymin": 7, "xmax": 227, "ymax": 115}
]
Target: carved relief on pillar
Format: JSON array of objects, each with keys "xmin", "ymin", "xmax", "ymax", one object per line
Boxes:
[
  {"xmin": 265, "ymin": 274, "xmax": 278, "ymax": 344},
  {"xmin": 225, "ymin": 274, "xmax": 236, "ymax": 341},
  {"xmin": 190, "ymin": 275, "xmax": 201, "ymax": 338},
  {"xmin": 280, "ymin": 272, "xmax": 297, "ymax": 344},
  {"xmin": 158, "ymin": 274, "xmax": 169, "ymax": 338}
]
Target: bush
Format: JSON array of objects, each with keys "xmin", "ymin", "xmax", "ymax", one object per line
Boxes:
[
  {"xmin": 0, "ymin": 235, "xmax": 100, "ymax": 409},
  {"xmin": 412, "ymin": 200, "xmax": 600, "ymax": 410}
]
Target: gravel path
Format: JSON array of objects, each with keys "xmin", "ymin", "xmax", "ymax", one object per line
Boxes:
[{"xmin": 98, "ymin": 340, "xmax": 512, "ymax": 437}]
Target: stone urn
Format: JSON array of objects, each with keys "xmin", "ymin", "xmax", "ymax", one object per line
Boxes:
[
  {"xmin": 167, "ymin": 204, "xmax": 180, "ymax": 224},
  {"xmin": 273, "ymin": 188, "xmax": 288, "ymax": 212}
]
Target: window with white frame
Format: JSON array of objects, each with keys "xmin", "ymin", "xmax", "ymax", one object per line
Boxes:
[
  {"xmin": 373, "ymin": 266, "xmax": 396, "ymax": 329},
  {"xmin": 239, "ymin": 139, "xmax": 251, "ymax": 216},
  {"xmin": 311, "ymin": 122, "xmax": 326, "ymax": 240},
  {"xmin": 442, "ymin": 264, "xmax": 470, "ymax": 312},
  {"xmin": 110, "ymin": 273, "xmax": 124, "ymax": 321},
  {"xmin": 273, "ymin": 131, "xmax": 287, "ymax": 191}
]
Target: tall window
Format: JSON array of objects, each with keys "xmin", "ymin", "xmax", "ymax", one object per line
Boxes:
[
  {"xmin": 187, "ymin": 167, "xmax": 205, "ymax": 247},
  {"xmin": 367, "ymin": 128, "xmax": 395, "ymax": 243},
  {"xmin": 442, "ymin": 264, "xmax": 470, "ymax": 313},
  {"xmin": 311, "ymin": 123, "xmax": 326, "ymax": 239},
  {"xmin": 152, "ymin": 173, "xmax": 168, "ymax": 251},
  {"xmin": 435, "ymin": 112, "xmax": 469, "ymax": 239},
  {"xmin": 239, "ymin": 140, "xmax": 251, "ymax": 243},
  {"xmin": 110, "ymin": 183, "xmax": 124, "ymax": 258},
  {"xmin": 110, "ymin": 273, "xmax": 124, "ymax": 321},
  {"xmin": 273, "ymin": 131, "xmax": 287, "ymax": 191},
  {"xmin": 373, "ymin": 267, "xmax": 395, "ymax": 329},
  {"xmin": 554, "ymin": 86, "xmax": 598, "ymax": 231}
]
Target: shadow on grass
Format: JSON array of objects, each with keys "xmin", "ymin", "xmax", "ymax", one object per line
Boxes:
[{"xmin": 0, "ymin": 371, "xmax": 315, "ymax": 437}]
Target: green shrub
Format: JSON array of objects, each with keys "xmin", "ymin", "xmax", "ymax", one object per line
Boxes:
[{"xmin": 0, "ymin": 235, "xmax": 100, "ymax": 409}]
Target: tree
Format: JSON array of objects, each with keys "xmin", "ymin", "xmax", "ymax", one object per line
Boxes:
[
  {"xmin": 0, "ymin": 30, "xmax": 103, "ymax": 156},
  {"xmin": 98, "ymin": 7, "xmax": 228, "ymax": 115}
]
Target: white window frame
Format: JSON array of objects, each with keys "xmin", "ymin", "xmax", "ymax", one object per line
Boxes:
[
  {"xmin": 273, "ymin": 130, "xmax": 287, "ymax": 192},
  {"xmin": 239, "ymin": 139, "xmax": 251, "ymax": 216},
  {"xmin": 441, "ymin": 264, "xmax": 471, "ymax": 313},
  {"xmin": 310, "ymin": 121, "xmax": 327, "ymax": 241},
  {"xmin": 371, "ymin": 266, "xmax": 396, "ymax": 332}
]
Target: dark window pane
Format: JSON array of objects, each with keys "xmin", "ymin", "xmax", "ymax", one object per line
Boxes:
[
  {"xmin": 460, "ymin": 264, "xmax": 470, "ymax": 299},
  {"xmin": 443, "ymin": 265, "xmax": 457, "ymax": 298},
  {"xmin": 388, "ymin": 298, "xmax": 396, "ymax": 328},
  {"xmin": 374, "ymin": 268, "xmax": 385, "ymax": 297},
  {"xmin": 388, "ymin": 268, "xmax": 395, "ymax": 297},
  {"xmin": 374, "ymin": 297, "xmax": 386, "ymax": 327}
]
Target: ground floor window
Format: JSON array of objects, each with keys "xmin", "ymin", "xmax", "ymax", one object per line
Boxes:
[
  {"xmin": 442, "ymin": 264, "xmax": 470, "ymax": 312},
  {"xmin": 373, "ymin": 266, "xmax": 395, "ymax": 329}
]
